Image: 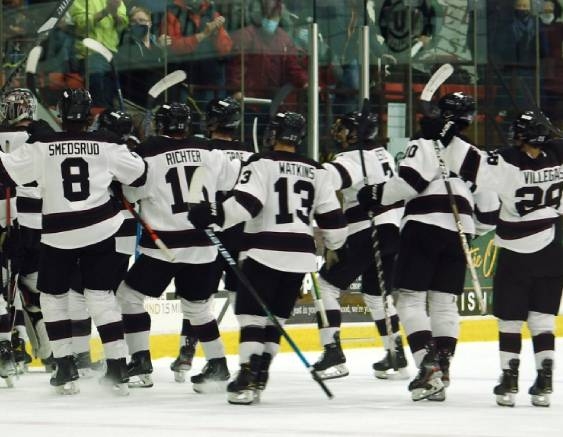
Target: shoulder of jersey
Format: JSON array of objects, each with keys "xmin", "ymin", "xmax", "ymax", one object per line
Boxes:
[
  {"xmin": 24, "ymin": 130, "xmax": 123, "ymax": 145},
  {"xmin": 245, "ymin": 150, "xmax": 324, "ymax": 169},
  {"xmin": 136, "ymin": 135, "xmax": 211, "ymax": 158}
]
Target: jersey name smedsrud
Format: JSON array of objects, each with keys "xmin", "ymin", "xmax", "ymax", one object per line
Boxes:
[
  {"xmin": 444, "ymin": 138, "xmax": 563, "ymax": 252},
  {"xmin": 124, "ymin": 135, "xmax": 241, "ymax": 263},
  {"xmin": 323, "ymin": 146, "xmax": 403, "ymax": 236},
  {"xmin": 0, "ymin": 131, "xmax": 147, "ymax": 249},
  {"xmin": 221, "ymin": 150, "xmax": 347, "ymax": 273}
]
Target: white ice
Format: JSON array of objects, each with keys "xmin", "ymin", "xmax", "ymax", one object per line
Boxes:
[{"xmin": 2, "ymin": 339, "xmax": 562, "ymax": 437}]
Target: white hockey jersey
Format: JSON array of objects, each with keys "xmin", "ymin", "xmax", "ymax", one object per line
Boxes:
[
  {"xmin": 380, "ymin": 135, "xmax": 477, "ymax": 235},
  {"xmin": 444, "ymin": 137, "xmax": 563, "ymax": 253},
  {"xmin": 124, "ymin": 135, "xmax": 241, "ymax": 263},
  {"xmin": 0, "ymin": 130, "xmax": 147, "ymax": 249},
  {"xmin": 221, "ymin": 150, "xmax": 348, "ymax": 273},
  {"xmin": 323, "ymin": 146, "xmax": 403, "ymax": 236}
]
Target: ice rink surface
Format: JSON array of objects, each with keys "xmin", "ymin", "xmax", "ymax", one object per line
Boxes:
[{"xmin": 2, "ymin": 339, "xmax": 562, "ymax": 437}]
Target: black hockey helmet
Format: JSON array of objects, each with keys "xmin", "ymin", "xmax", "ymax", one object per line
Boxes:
[
  {"xmin": 99, "ymin": 109, "xmax": 133, "ymax": 137},
  {"xmin": 265, "ymin": 111, "xmax": 306, "ymax": 147},
  {"xmin": 510, "ymin": 110, "xmax": 551, "ymax": 147},
  {"xmin": 58, "ymin": 88, "xmax": 92, "ymax": 122},
  {"xmin": 155, "ymin": 102, "xmax": 191, "ymax": 134},
  {"xmin": 438, "ymin": 92, "xmax": 476, "ymax": 126},
  {"xmin": 205, "ymin": 96, "xmax": 241, "ymax": 133},
  {"xmin": 0, "ymin": 88, "xmax": 37, "ymax": 126},
  {"xmin": 331, "ymin": 111, "xmax": 378, "ymax": 144}
]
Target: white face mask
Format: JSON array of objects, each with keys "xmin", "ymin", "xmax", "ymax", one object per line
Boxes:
[{"xmin": 540, "ymin": 13, "xmax": 555, "ymax": 24}]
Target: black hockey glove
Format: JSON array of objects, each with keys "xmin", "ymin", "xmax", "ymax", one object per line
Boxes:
[
  {"xmin": 419, "ymin": 116, "xmax": 458, "ymax": 146},
  {"xmin": 357, "ymin": 183, "xmax": 384, "ymax": 213},
  {"xmin": 188, "ymin": 202, "xmax": 225, "ymax": 230}
]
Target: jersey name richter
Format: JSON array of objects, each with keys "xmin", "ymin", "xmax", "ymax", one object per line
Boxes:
[
  {"xmin": 124, "ymin": 136, "xmax": 240, "ymax": 263},
  {"xmin": 0, "ymin": 131, "xmax": 147, "ymax": 249},
  {"xmin": 221, "ymin": 151, "xmax": 347, "ymax": 273}
]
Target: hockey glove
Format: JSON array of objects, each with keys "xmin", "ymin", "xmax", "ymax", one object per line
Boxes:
[
  {"xmin": 188, "ymin": 202, "xmax": 224, "ymax": 230},
  {"xmin": 357, "ymin": 183, "xmax": 384, "ymax": 213},
  {"xmin": 419, "ymin": 116, "xmax": 458, "ymax": 146}
]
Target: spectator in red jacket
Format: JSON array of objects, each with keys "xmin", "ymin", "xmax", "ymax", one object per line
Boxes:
[{"xmin": 161, "ymin": 0, "xmax": 233, "ymax": 108}]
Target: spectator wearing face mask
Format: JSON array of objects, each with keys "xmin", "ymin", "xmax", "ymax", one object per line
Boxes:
[{"xmin": 116, "ymin": 6, "xmax": 165, "ymax": 108}]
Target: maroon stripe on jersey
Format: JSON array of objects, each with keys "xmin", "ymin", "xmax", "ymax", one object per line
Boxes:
[
  {"xmin": 129, "ymin": 161, "xmax": 148, "ymax": 187},
  {"xmin": 404, "ymin": 195, "xmax": 473, "ymax": 216},
  {"xmin": 242, "ymin": 231, "xmax": 315, "ymax": 253},
  {"xmin": 42, "ymin": 200, "xmax": 119, "ymax": 234},
  {"xmin": 474, "ymin": 207, "xmax": 499, "ymax": 226},
  {"xmin": 496, "ymin": 217, "xmax": 556, "ymax": 240},
  {"xmin": 16, "ymin": 196, "xmax": 42, "ymax": 213},
  {"xmin": 97, "ymin": 321, "xmax": 125, "ymax": 343},
  {"xmin": 459, "ymin": 147, "xmax": 481, "ymax": 184},
  {"xmin": 115, "ymin": 218, "xmax": 137, "ymax": 237},
  {"xmin": 324, "ymin": 162, "xmax": 352, "ymax": 189},
  {"xmin": 234, "ymin": 190, "xmax": 263, "ymax": 218},
  {"xmin": 398, "ymin": 166, "xmax": 429, "ymax": 193},
  {"xmin": 44, "ymin": 319, "xmax": 71, "ymax": 341},
  {"xmin": 315, "ymin": 209, "xmax": 347, "ymax": 229},
  {"xmin": 140, "ymin": 229, "xmax": 212, "ymax": 249}
]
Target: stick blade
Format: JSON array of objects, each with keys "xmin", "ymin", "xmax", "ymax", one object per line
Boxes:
[
  {"xmin": 25, "ymin": 46, "xmax": 43, "ymax": 74},
  {"xmin": 82, "ymin": 38, "xmax": 113, "ymax": 63},
  {"xmin": 148, "ymin": 70, "xmax": 187, "ymax": 100},
  {"xmin": 421, "ymin": 64, "xmax": 454, "ymax": 102}
]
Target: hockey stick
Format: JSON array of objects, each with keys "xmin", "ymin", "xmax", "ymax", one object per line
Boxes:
[
  {"xmin": 252, "ymin": 117, "xmax": 259, "ymax": 153},
  {"xmin": 356, "ymin": 98, "xmax": 397, "ymax": 370},
  {"xmin": 187, "ymin": 167, "xmax": 333, "ymax": 399},
  {"xmin": 82, "ymin": 38, "xmax": 124, "ymax": 110},
  {"xmin": 269, "ymin": 83, "xmax": 295, "ymax": 118},
  {"xmin": 142, "ymin": 70, "xmax": 187, "ymax": 137},
  {"xmin": 420, "ymin": 64, "xmax": 486, "ymax": 315},
  {"xmin": 0, "ymin": 0, "xmax": 75, "ymax": 95},
  {"xmin": 310, "ymin": 272, "xmax": 329, "ymax": 328}
]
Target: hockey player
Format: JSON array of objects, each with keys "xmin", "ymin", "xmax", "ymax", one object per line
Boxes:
[
  {"xmin": 169, "ymin": 96, "xmax": 253, "ymax": 383},
  {"xmin": 312, "ymin": 110, "xmax": 407, "ymax": 380},
  {"xmin": 0, "ymin": 88, "xmax": 147, "ymax": 395},
  {"xmin": 440, "ymin": 109, "xmax": 563, "ymax": 407},
  {"xmin": 188, "ymin": 111, "xmax": 348, "ymax": 405},
  {"xmin": 117, "ymin": 102, "xmax": 240, "ymax": 393},
  {"xmin": 357, "ymin": 92, "xmax": 484, "ymax": 401}
]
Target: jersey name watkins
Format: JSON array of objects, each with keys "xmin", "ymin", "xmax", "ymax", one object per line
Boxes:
[
  {"xmin": 48, "ymin": 142, "xmax": 99, "ymax": 156},
  {"xmin": 165, "ymin": 149, "xmax": 202, "ymax": 165},
  {"xmin": 522, "ymin": 167, "xmax": 563, "ymax": 184},
  {"xmin": 279, "ymin": 161, "xmax": 315, "ymax": 180}
]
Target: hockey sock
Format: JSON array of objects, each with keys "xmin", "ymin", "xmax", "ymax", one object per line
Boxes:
[
  {"xmin": 68, "ymin": 289, "xmax": 91, "ymax": 355},
  {"xmin": 498, "ymin": 319, "xmax": 523, "ymax": 369},
  {"xmin": 182, "ymin": 298, "xmax": 225, "ymax": 360},
  {"xmin": 237, "ymin": 314, "xmax": 267, "ymax": 364},
  {"xmin": 397, "ymin": 289, "xmax": 431, "ymax": 366},
  {"xmin": 363, "ymin": 293, "xmax": 400, "ymax": 349},
  {"xmin": 180, "ymin": 318, "xmax": 196, "ymax": 347},
  {"xmin": 318, "ymin": 275, "xmax": 341, "ymax": 345},
  {"xmin": 117, "ymin": 282, "xmax": 151, "ymax": 355},
  {"xmin": 528, "ymin": 312, "xmax": 555, "ymax": 369},
  {"xmin": 40, "ymin": 292, "xmax": 73, "ymax": 358},
  {"xmin": 263, "ymin": 319, "xmax": 284, "ymax": 358},
  {"xmin": 428, "ymin": 291, "xmax": 460, "ymax": 354}
]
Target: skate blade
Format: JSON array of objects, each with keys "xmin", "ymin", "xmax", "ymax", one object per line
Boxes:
[
  {"xmin": 315, "ymin": 364, "xmax": 349, "ymax": 380},
  {"xmin": 192, "ymin": 379, "xmax": 229, "ymax": 394},
  {"xmin": 531, "ymin": 394, "xmax": 550, "ymax": 407},
  {"xmin": 110, "ymin": 382, "xmax": 130, "ymax": 396},
  {"xmin": 374, "ymin": 367, "xmax": 409, "ymax": 380},
  {"xmin": 2, "ymin": 374, "xmax": 16, "ymax": 388},
  {"xmin": 427, "ymin": 388, "xmax": 446, "ymax": 402},
  {"xmin": 171, "ymin": 363, "xmax": 192, "ymax": 373},
  {"xmin": 173, "ymin": 370, "xmax": 187, "ymax": 383},
  {"xmin": 15, "ymin": 362, "xmax": 28, "ymax": 375},
  {"xmin": 227, "ymin": 389, "xmax": 257, "ymax": 405},
  {"xmin": 78, "ymin": 368, "xmax": 97, "ymax": 379},
  {"xmin": 128, "ymin": 374, "xmax": 154, "ymax": 388},
  {"xmin": 411, "ymin": 378, "xmax": 445, "ymax": 401},
  {"xmin": 54, "ymin": 381, "xmax": 80, "ymax": 395},
  {"xmin": 495, "ymin": 393, "xmax": 516, "ymax": 407}
]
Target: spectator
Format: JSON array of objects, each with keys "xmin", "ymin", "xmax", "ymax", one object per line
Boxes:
[{"xmin": 70, "ymin": 0, "xmax": 129, "ymax": 109}]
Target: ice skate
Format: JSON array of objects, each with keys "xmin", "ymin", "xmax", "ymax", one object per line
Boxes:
[
  {"xmin": 11, "ymin": 333, "xmax": 32, "ymax": 374},
  {"xmin": 100, "ymin": 358, "xmax": 130, "ymax": 396},
  {"xmin": 408, "ymin": 341, "xmax": 444, "ymax": 401},
  {"xmin": 372, "ymin": 336, "xmax": 409, "ymax": 380},
  {"xmin": 170, "ymin": 337, "xmax": 197, "ymax": 383},
  {"xmin": 42, "ymin": 354, "xmax": 56, "ymax": 373},
  {"xmin": 74, "ymin": 351, "xmax": 104, "ymax": 378},
  {"xmin": 255, "ymin": 353, "xmax": 273, "ymax": 402},
  {"xmin": 227, "ymin": 355, "xmax": 261, "ymax": 405},
  {"xmin": 191, "ymin": 357, "xmax": 230, "ymax": 393},
  {"xmin": 0, "ymin": 340, "xmax": 17, "ymax": 388},
  {"xmin": 428, "ymin": 349, "xmax": 453, "ymax": 402},
  {"xmin": 494, "ymin": 358, "xmax": 519, "ymax": 407},
  {"xmin": 127, "ymin": 350, "xmax": 154, "ymax": 388},
  {"xmin": 50, "ymin": 356, "xmax": 80, "ymax": 395},
  {"xmin": 313, "ymin": 332, "xmax": 348, "ymax": 380},
  {"xmin": 529, "ymin": 358, "xmax": 553, "ymax": 407}
]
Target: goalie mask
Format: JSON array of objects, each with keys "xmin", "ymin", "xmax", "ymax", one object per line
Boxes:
[
  {"xmin": 438, "ymin": 92, "xmax": 476, "ymax": 128},
  {"xmin": 58, "ymin": 88, "xmax": 92, "ymax": 122},
  {"xmin": 205, "ymin": 97, "xmax": 241, "ymax": 134},
  {"xmin": 99, "ymin": 109, "xmax": 134, "ymax": 138},
  {"xmin": 0, "ymin": 88, "xmax": 37, "ymax": 126},
  {"xmin": 509, "ymin": 110, "xmax": 551, "ymax": 147},
  {"xmin": 155, "ymin": 103, "xmax": 191, "ymax": 135},
  {"xmin": 264, "ymin": 111, "xmax": 306, "ymax": 148}
]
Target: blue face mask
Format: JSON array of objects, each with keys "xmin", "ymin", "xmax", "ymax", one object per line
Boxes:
[
  {"xmin": 261, "ymin": 17, "xmax": 279, "ymax": 34},
  {"xmin": 296, "ymin": 28, "xmax": 309, "ymax": 46}
]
